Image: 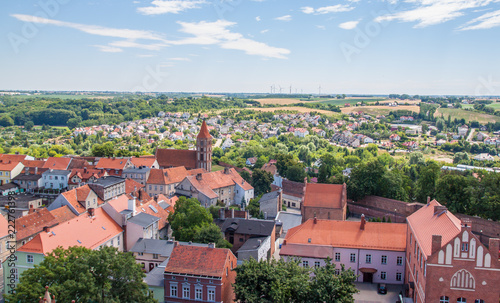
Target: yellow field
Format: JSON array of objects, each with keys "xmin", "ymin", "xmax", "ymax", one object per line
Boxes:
[
  {"xmin": 377, "ymin": 99, "xmax": 420, "ymax": 105},
  {"xmin": 253, "ymin": 98, "xmax": 307, "ymax": 105},
  {"xmin": 341, "ymin": 105, "xmax": 420, "ymax": 115},
  {"xmin": 249, "ymin": 107, "xmax": 339, "ymax": 115}
]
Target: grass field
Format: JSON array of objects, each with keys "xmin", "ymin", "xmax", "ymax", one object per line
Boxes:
[
  {"xmin": 249, "ymin": 106, "xmax": 340, "ymax": 115},
  {"xmin": 341, "ymin": 105, "xmax": 420, "ymax": 116},
  {"xmin": 486, "ymin": 102, "xmax": 500, "ymax": 111},
  {"xmin": 318, "ymin": 98, "xmax": 385, "ymax": 106},
  {"xmin": 254, "ymin": 97, "xmax": 387, "ymax": 106},
  {"xmin": 33, "ymin": 126, "xmax": 70, "ymax": 131},
  {"xmin": 435, "ymin": 108, "xmax": 500, "ymax": 123},
  {"xmin": 211, "ymin": 165, "xmax": 225, "ymax": 172}
]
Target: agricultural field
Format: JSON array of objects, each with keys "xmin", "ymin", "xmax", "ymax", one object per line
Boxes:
[
  {"xmin": 486, "ymin": 102, "xmax": 500, "ymax": 111},
  {"xmin": 317, "ymin": 98, "xmax": 385, "ymax": 106},
  {"xmin": 253, "ymin": 98, "xmax": 308, "ymax": 105},
  {"xmin": 249, "ymin": 106, "xmax": 340, "ymax": 115},
  {"xmin": 4, "ymin": 94, "xmax": 118, "ymax": 100},
  {"xmin": 435, "ymin": 108, "xmax": 500, "ymax": 123},
  {"xmin": 340, "ymin": 105, "xmax": 420, "ymax": 116}
]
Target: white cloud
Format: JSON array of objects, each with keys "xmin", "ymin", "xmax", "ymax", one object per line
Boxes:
[
  {"xmin": 137, "ymin": 54, "xmax": 157, "ymax": 57},
  {"xmin": 168, "ymin": 57, "xmax": 191, "ymax": 61},
  {"xmin": 256, "ymin": 16, "xmax": 261, "ymax": 21},
  {"xmin": 260, "ymin": 29, "xmax": 269, "ymax": 33},
  {"xmin": 316, "ymin": 25, "xmax": 326, "ymax": 30},
  {"xmin": 275, "ymin": 15, "xmax": 292, "ymax": 21},
  {"xmin": 93, "ymin": 45, "xmax": 123, "ymax": 53},
  {"xmin": 172, "ymin": 20, "xmax": 290, "ymax": 58},
  {"xmin": 374, "ymin": 0, "xmax": 500, "ymax": 28},
  {"xmin": 459, "ymin": 9, "xmax": 500, "ymax": 30},
  {"xmin": 137, "ymin": 0, "xmax": 205, "ymax": 15},
  {"xmin": 339, "ymin": 20, "xmax": 360, "ymax": 29},
  {"xmin": 11, "ymin": 14, "xmax": 164, "ymax": 41},
  {"xmin": 301, "ymin": 5, "xmax": 354, "ymax": 15}
]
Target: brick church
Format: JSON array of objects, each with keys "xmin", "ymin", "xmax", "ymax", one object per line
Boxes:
[{"xmin": 155, "ymin": 120, "xmax": 213, "ymax": 172}]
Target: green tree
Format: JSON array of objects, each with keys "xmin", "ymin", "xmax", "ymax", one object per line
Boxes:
[
  {"xmin": 415, "ymin": 161, "xmax": 441, "ymax": 203},
  {"xmin": 91, "ymin": 142, "xmax": 115, "ymax": 157},
  {"xmin": 435, "ymin": 173, "xmax": 470, "ymax": 214},
  {"xmin": 310, "ymin": 258, "xmax": 358, "ymax": 303},
  {"xmin": 24, "ymin": 120, "xmax": 34, "ymax": 131},
  {"xmin": 347, "ymin": 159, "xmax": 386, "ymax": 201},
  {"xmin": 251, "ymin": 168, "xmax": 274, "ymax": 196},
  {"xmin": 5, "ymin": 246, "xmax": 156, "ymax": 303},
  {"xmin": 0, "ymin": 115, "xmax": 14, "ymax": 127},
  {"xmin": 246, "ymin": 197, "xmax": 264, "ymax": 219},
  {"xmin": 286, "ymin": 165, "xmax": 307, "ymax": 183},
  {"xmin": 168, "ymin": 196, "xmax": 213, "ymax": 242},
  {"xmin": 193, "ymin": 223, "xmax": 232, "ymax": 248}
]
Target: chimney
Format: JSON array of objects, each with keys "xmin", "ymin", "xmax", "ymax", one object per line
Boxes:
[
  {"xmin": 84, "ymin": 167, "xmax": 87, "ymax": 173},
  {"xmin": 128, "ymin": 198, "xmax": 136, "ymax": 215},
  {"xmin": 220, "ymin": 208, "xmax": 225, "ymax": 220},
  {"xmin": 313, "ymin": 216, "xmax": 317, "ymax": 224},
  {"xmin": 264, "ymin": 212, "xmax": 268, "ymax": 220},
  {"xmin": 283, "ymin": 239, "xmax": 286, "ymax": 245},
  {"xmin": 224, "ymin": 167, "xmax": 230, "ymax": 174},
  {"xmin": 427, "ymin": 196, "xmax": 431, "ymax": 204},
  {"xmin": 208, "ymin": 243, "xmax": 215, "ymax": 248},
  {"xmin": 360, "ymin": 214, "xmax": 366, "ymax": 230},
  {"xmin": 434, "ymin": 205, "xmax": 447, "ymax": 215},
  {"xmin": 88, "ymin": 208, "xmax": 95, "ymax": 217},
  {"xmin": 278, "ymin": 188, "xmax": 283, "ymax": 211},
  {"xmin": 231, "ymin": 208, "xmax": 235, "ymax": 218},
  {"xmin": 35, "ymin": 167, "xmax": 38, "ymax": 174},
  {"xmin": 29, "ymin": 204, "xmax": 35, "ymax": 214},
  {"xmin": 431, "ymin": 235, "xmax": 442, "ymax": 255},
  {"xmin": 43, "ymin": 226, "xmax": 51, "ymax": 233},
  {"xmin": 257, "ymin": 239, "xmax": 262, "ymax": 246},
  {"xmin": 196, "ymin": 173, "xmax": 202, "ymax": 180},
  {"xmin": 488, "ymin": 238, "xmax": 499, "ymax": 259}
]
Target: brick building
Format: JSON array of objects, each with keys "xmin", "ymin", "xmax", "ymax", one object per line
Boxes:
[
  {"xmin": 405, "ymin": 200, "xmax": 499, "ymax": 303},
  {"xmin": 163, "ymin": 245, "xmax": 237, "ymax": 303},
  {"xmin": 301, "ymin": 182, "xmax": 347, "ymax": 223},
  {"xmin": 220, "ymin": 218, "xmax": 277, "ymax": 257}
]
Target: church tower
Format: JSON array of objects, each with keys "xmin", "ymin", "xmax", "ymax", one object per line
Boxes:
[{"xmin": 196, "ymin": 120, "xmax": 212, "ymax": 172}]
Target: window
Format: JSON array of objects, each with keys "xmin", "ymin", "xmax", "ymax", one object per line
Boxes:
[
  {"xmin": 111, "ymin": 239, "xmax": 114, "ymax": 246},
  {"xmin": 366, "ymin": 254, "xmax": 372, "ymax": 264},
  {"xmin": 381, "ymin": 255, "xmax": 387, "ymax": 264},
  {"xmin": 396, "ymin": 272, "xmax": 402, "ymax": 281},
  {"xmin": 303, "ymin": 260, "xmax": 309, "ymax": 268},
  {"xmin": 335, "ymin": 253, "xmax": 341, "ymax": 262},
  {"xmin": 117, "ymin": 235, "xmax": 120, "ymax": 246},
  {"xmin": 474, "ymin": 300, "xmax": 484, "ymax": 303},
  {"xmin": 27, "ymin": 255, "xmax": 34, "ymax": 263},
  {"xmin": 138, "ymin": 252, "xmax": 143, "ymax": 256},
  {"xmin": 55, "ymin": 176, "xmax": 58, "ymax": 180},
  {"xmin": 461, "ymin": 243, "xmax": 469, "ymax": 252},
  {"xmin": 457, "ymin": 298, "xmax": 466, "ymax": 303},
  {"xmin": 397, "ymin": 256, "xmax": 403, "ymax": 266},
  {"xmin": 381, "ymin": 271, "xmax": 386, "ymax": 280},
  {"xmin": 160, "ymin": 186, "xmax": 163, "ymax": 191},
  {"xmin": 195, "ymin": 288, "xmax": 202, "ymax": 300},
  {"xmin": 170, "ymin": 284, "xmax": 178, "ymax": 297},
  {"xmin": 335, "ymin": 269, "xmax": 340, "ymax": 275},
  {"xmin": 149, "ymin": 185, "xmax": 152, "ymax": 190},
  {"xmin": 350, "ymin": 253, "xmax": 356, "ymax": 263},
  {"xmin": 183, "ymin": 286, "xmax": 190, "ymax": 299},
  {"xmin": 207, "ymin": 289, "xmax": 215, "ymax": 301},
  {"xmin": 439, "ymin": 296, "xmax": 449, "ymax": 303},
  {"xmin": 154, "ymin": 185, "xmax": 157, "ymax": 191},
  {"xmin": 314, "ymin": 261, "xmax": 321, "ymax": 268}
]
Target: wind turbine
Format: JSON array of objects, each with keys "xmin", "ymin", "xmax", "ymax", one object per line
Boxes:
[
  {"xmin": 278, "ymin": 85, "xmax": 283, "ymax": 94},
  {"xmin": 318, "ymin": 85, "xmax": 322, "ymax": 96}
]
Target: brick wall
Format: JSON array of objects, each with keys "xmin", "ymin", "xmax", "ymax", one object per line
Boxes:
[
  {"xmin": 355, "ymin": 196, "xmax": 423, "ymax": 216},
  {"xmin": 347, "ymin": 203, "xmax": 407, "ymax": 223},
  {"xmin": 454, "ymin": 213, "xmax": 500, "ymax": 245}
]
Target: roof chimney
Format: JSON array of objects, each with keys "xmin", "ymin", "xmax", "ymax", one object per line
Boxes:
[
  {"xmin": 434, "ymin": 205, "xmax": 447, "ymax": 215},
  {"xmin": 43, "ymin": 226, "xmax": 51, "ymax": 233},
  {"xmin": 196, "ymin": 173, "xmax": 202, "ymax": 180},
  {"xmin": 231, "ymin": 208, "xmax": 235, "ymax": 218},
  {"xmin": 220, "ymin": 208, "xmax": 225, "ymax": 220},
  {"xmin": 427, "ymin": 196, "xmax": 431, "ymax": 204},
  {"xmin": 224, "ymin": 167, "xmax": 230, "ymax": 174},
  {"xmin": 431, "ymin": 235, "xmax": 442, "ymax": 255},
  {"xmin": 360, "ymin": 214, "xmax": 366, "ymax": 230},
  {"xmin": 128, "ymin": 198, "xmax": 136, "ymax": 216},
  {"xmin": 88, "ymin": 208, "xmax": 95, "ymax": 217},
  {"xmin": 313, "ymin": 216, "xmax": 317, "ymax": 224},
  {"xmin": 29, "ymin": 204, "xmax": 35, "ymax": 214},
  {"xmin": 208, "ymin": 243, "xmax": 215, "ymax": 248}
]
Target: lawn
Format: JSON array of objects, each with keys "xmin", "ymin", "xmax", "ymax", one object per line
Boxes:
[
  {"xmin": 211, "ymin": 164, "xmax": 225, "ymax": 172},
  {"xmin": 435, "ymin": 108, "xmax": 500, "ymax": 123},
  {"xmin": 486, "ymin": 102, "xmax": 500, "ymax": 111}
]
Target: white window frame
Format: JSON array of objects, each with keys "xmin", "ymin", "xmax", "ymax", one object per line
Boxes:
[{"xmin": 170, "ymin": 283, "xmax": 178, "ymax": 297}]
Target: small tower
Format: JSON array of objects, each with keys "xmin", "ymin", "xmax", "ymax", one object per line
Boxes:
[{"xmin": 196, "ymin": 120, "xmax": 212, "ymax": 172}]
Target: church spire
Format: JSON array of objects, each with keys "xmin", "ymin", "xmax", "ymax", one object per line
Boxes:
[{"xmin": 197, "ymin": 120, "xmax": 211, "ymax": 139}]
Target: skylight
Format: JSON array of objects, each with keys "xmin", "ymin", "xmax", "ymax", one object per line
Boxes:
[{"xmin": 149, "ymin": 205, "xmax": 158, "ymax": 213}]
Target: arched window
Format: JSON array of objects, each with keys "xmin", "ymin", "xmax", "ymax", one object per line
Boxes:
[
  {"xmin": 440, "ymin": 296, "xmax": 449, "ymax": 303},
  {"xmin": 457, "ymin": 298, "xmax": 466, "ymax": 303}
]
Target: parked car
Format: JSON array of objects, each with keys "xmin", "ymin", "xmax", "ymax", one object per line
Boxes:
[{"xmin": 378, "ymin": 283, "xmax": 387, "ymax": 295}]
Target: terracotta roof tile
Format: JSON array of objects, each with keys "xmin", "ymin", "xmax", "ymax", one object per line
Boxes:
[
  {"xmin": 261, "ymin": 163, "xmax": 277, "ymax": 175},
  {"xmin": 0, "ymin": 159, "xmax": 22, "ymax": 171},
  {"xmin": 0, "ymin": 154, "xmax": 29, "ymax": 162},
  {"xmin": 282, "ymin": 219, "xmax": 407, "ymax": 254},
  {"xmin": 130, "ymin": 157, "xmax": 157, "ymax": 168},
  {"xmin": 60, "ymin": 185, "xmax": 98, "ymax": 214},
  {"xmin": 107, "ymin": 194, "xmax": 130, "ymax": 213},
  {"xmin": 16, "ymin": 208, "xmax": 59, "ymax": 241},
  {"xmin": 147, "ymin": 167, "xmax": 204, "ymax": 185},
  {"xmin": 95, "ymin": 158, "xmax": 130, "ymax": 170},
  {"xmin": 197, "ymin": 120, "xmax": 212, "ymax": 139},
  {"xmin": 42, "ymin": 157, "xmax": 71, "ymax": 170},
  {"xmin": 136, "ymin": 199, "xmax": 169, "ymax": 230},
  {"xmin": 156, "ymin": 194, "xmax": 178, "ymax": 214},
  {"xmin": 67, "ymin": 158, "xmax": 90, "ymax": 169},
  {"xmin": 22, "ymin": 160, "xmax": 45, "ymax": 169},
  {"xmin": 68, "ymin": 168, "xmax": 106, "ymax": 184},
  {"xmin": 125, "ymin": 178, "xmax": 145, "ymax": 194},
  {"xmin": 49, "ymin": 205, "xmax": 78, "ymax": 224},
  {"xmin": 165, "ymin": 245, "xmax": 232, "ymax": 277},
  {"xmin": 18, "ymin": 208, "xmax": 123, "ymax": 255},
  {"xmin": 155, "ymin": 149, "xmax": 197, "ymax": 169},
  {"xmin": 303, "ymin": 183, "xmax": 345, "ymax": 209},
  {"xmin": 407, "ymin": 200, "xmax": 461, "ymax": 257},
  {"xmin": 186, "ymin": 168, "xmax": 253, "ymax": 199}
]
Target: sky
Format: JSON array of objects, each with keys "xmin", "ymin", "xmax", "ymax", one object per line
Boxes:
[{"xmin": 1, "ymin": 0, "xmax": 500, "ymax": 95}]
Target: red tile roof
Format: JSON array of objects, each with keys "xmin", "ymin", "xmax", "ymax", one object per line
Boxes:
[
  {"xmin": 147, "ymin": 167, "xmax": 204, "ymax": 185},
  {"xmin": 157, "ymin": 194, "xmax": 177, "ymax": 214},
  {"xmin": 0, "ymin": 154, "xmax": 29, "ymax": 162},
  {"xmin": 60, "ymin": 185, "xmax": 103, "ymax": 214},
  {"xmin": 407, "ymin": 200, "xmax": 461, "ymax": 257},
  {"xmin": 95, "ymin": 158, "xmax": 130, "ymax": 170},
  {"xmin": 281, "ymin": 219, "xmax": 407, "ymax": 255},
  {"xmin": 0, "ymin": 159, "xmax": 23, "ymax": 171},
  {"xmin": 106, "ymin": 194, "xmax": 130, "ymax": 213},
  {"xmin": 136, "ymin": 199, "xmax": 169, "ymax": 230},
  {"xmin": 49, "ymin": 205, "xmax": 78, "ymax": 224},
  {"xmin": 186, "ymin": 168, "xmax": 253, "ymax": 199},
  {"xmin": 155, "ymin": 149, "xmax": 197, "ymax": 169},
  {"xmin": 16, "ymin": 208, "xmax": 59, "ymax": 241},
  {"xmin": 165, "ymin": 245, "xmax": 233, "ymax": 277},
  {"xmin": 130, "ymin": 157, "xmax": 157, "ymax": 168},
  {"xmin": 125, "ymin": 178, "xmax": 145, "ymax": 194},
  {"xmin": 42, "ymin": 157, "xmax": 71, "ymax": 170},
  {"xmin": 18, "ymin": 208, "xmax": 123, "ymax": 255},
  {"xmin": 68, "ymin": 168, "xmax": 106, "ymax": 184},
  {"xmin": 261, "ymin": 163, "xmax": 277, "ymax": 175},
  {"xmin": 303, "ymin": 183, "xmax": 345, "ymax": 209},
  {"xmin": 197, "ymin": 120, "xmax": 212, "ymax": 139},
  {"xmin": 22, "ymin": 160, "xmax": 45, "ymax": 168}
]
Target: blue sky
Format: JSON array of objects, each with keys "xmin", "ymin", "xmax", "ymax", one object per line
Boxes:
[{"xmin": 1, "ymin": 0, "xmax": 500, "ymax": 95}]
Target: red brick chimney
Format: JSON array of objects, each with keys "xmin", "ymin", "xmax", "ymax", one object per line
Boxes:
[
  {"xmin": 313, "ymin": 216, "xmax": 317, "ymax": 224},
  {"xmin": 434, "ymin": 205, "xmax": 447, "ymax": 215},
  {"xmin": 88, "ymin": 208, "xmax": 95, "ymax": 217},
  {"xmin": 360, "ymin": 214, "xmax": 366, "ymax": 230},
  {"xmin": 489, "ymin": 238, "xmax": 499, "ymax": 259},
  {"xmin": 29, "ymin": 204, "xmax": 35, "ymax": 214},
  {"xmin": 427, "ymin": 196, "xmax": 431, "ymax": 204},
  {"xmin": 431, "ymin": 235, "xmax": 442, "ymax": 255}
]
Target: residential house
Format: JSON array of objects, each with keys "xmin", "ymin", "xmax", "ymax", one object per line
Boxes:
[
  {"xmin": 403, "ymin": 141, "xmax": 419, "ymax": 150},
  {"xmin": 48, "ymin": 185, "xmax": 102, "ymax": 215},
  {"xmin": 261, "ymin": 162, "xmax": 281, "ymax": 187},
  {"xmin": 3, "ymin": 208, "xmax": 124, "ymax": 292},
  {"xmin": 258, "ymin": 190, "xmax": 282, "ymax": 220},
  {"xmin": 220, "ymin": 218, "xmax": 276, "ymax": 256},
  {"xmin": 163, "ymin": 245, "xmax": 237, "ymax": 303},
  {"xmin": 280, "ymin": 216, "xmax": 407, "ymax": 284},
  {"xmin": 130, "ymin": 157, "xmax": 159, "ymax": 169},
  {"xmin": 0, "ymin": 194, "xmax": 44, "ymax": 219},
  {"xmin": 41, "ymin": 169, "xmax": 71, "ymax": 190},
  {"xmin": 146, "ymin": 167, "xmax": 205, "ymax": 197},
  {"xmin": 126, "ymin": 212, "xmax": 160, "ymax": 251},
  {"xmin": 390, "ymin": 134, "xmax": 401, "ymax": 141},
  {"xmin": 245, "ymin": 157, "xmax": 257, "ymax": 166},
  {"xmin": 458, "ymin": 125, "xmax": 469, "ymax": 138},
  {"xmin": 14, "ymin": 208, "xmax": 59, "ymax": 247},
  {"xmin": 0, "ymin": 183, "xmax": 20, "ymax": 196},
  {"xmin": 176, "ymin": 167, "xmax": 254, "ymax": 208},
  {"xmin": 281, "ymin": 179, "xmax": 304, "ymax": 209},
  {"xmin": 476, "ymin": 132, "xmax": 489, "ymax": 141},
  {"xmin": 236, "ymin": 236, "xmax": 271, "ymax": 264},
  {"xmin": 42, "ymin": 157, "xmax": 72, "ymax": 170},
  {"xmin": 67, "ymin": 167, "xmax": 107, "ymax": 189},
  {"xmin": 294, "ymin": 128, "xmax": 309, "ymax": 138},
  {"xmin": 88, "ymin": 176, "xmax": 126, "ymax": 202},
  {"xmin": 95, "ymin": 157, "xmax": 133, "ymax": 176},
  {"xmin": 405, "ymin": 200, "xmax": 499, "ymax": 303},
  {"xmin": 301, "ymin": 182, "xmax": 347, "ymax": 223},
  {"xmin": 221, "ymin": 138, "xmax": 234, "ymax": 150},
  {"xmin": 12, "ymin": 172, "xmax": 43, "ymax": 193},
  {"xmin": 473, "ymin": 153, "xmax": 494, "ymax": 161},
  {"xmin": 123, "ymin": 166, "xmax": 151, "ymax": 186},
  {"xmin": 0, "ymin": 159, "xmax": 24, "ymax": 185}
]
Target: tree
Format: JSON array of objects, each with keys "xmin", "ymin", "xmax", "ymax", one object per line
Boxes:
[
  {"xmin": 168, "ymin": 196, "xmax": 213, "ymax": 242},
  {"xmin": 415, "ymin": 161, "xmax": 441, "ymax": 203},
  {"xmin": 435, "ymin": 173, "xmax": 470, "ymax": 214},
  {"xmin": 246, "ymin": 197, "xmax": 264, "ymax": 219},
  {"xmin": 91, "ymin": 142, "xmax": 115, "ymax": 157},
  {"xmin": 310, "ymin": 258, "xmax": 358, "ymax": 303},
  {"xmin": 5, "ymin": 246, "xmax": 156, "ymax": 303},
  {"xmin": 0, "ymin": 115, "xmax": 14, "ymax": 127},
  {"xmin": 286, "ymin": 165, "xmax": 307, "ymax": 183},
  {"xmin": 409, "ymin": 152, "xmax": 425, "ymax": 165},
  {"xmin": 347, "ymin": 159, "xmax": 386, "ymax": 201},
  {"xmin": 193, "ymin": 223, "xmax": 232, "ymax": 248},
  {"xmin": 24, "ymin": 120, "xmax": 34, "ymax": 131},
  {"xmin": 251, "ymin": 169, "xmax": 273, "ymax": 196},
  {"xmin": 436, "ymin": 118, "xmax": 446, "ymax": 131}
]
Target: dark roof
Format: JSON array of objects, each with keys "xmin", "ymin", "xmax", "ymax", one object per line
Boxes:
[
  {"xmin": 221, "ymin": 218, "xmax": 275, "ymax": 236},
  {"xmin": 123, "ymin": 167, "xmax": 151, "ymax": 173},
  {"xmin": 127, "ymin": 212, "xmax": 160, "ymax": 228},
  {"xmin": 276, "ymin": 211, "xmax": 302, "ymax": 233},
  {"xmin": 42, "ymin": 169, "xmax": 71, "ymax": 176},
  {"xmin": 0, "ymin": 183, "xmax": 19, "ymax": 190},
  {"xmin": 237, "ymin": 236, "xmax": 269, "ymax": 252},
  {"xmin": 13, "ymin": 174, "xmax": 43, "ymax": 181},
  {"xmin": 145, "ymin": 259, "xmax": 169, "ymax": 287},
  {"xmin": 91, "ymin": 176, "xmax": 125, "ymax": 187},
  {"xmin": 155, "ymin": 149, "xmax": 197, "ymax": 169},
  {"xmin": 282, "ymin": 179, "xmax": 305, "ymax": 198},
  {"xmin": 0, "ymin": 194, "xmax": 41, "ymax": 204},
  {"xmin": 259, "ymin": 191, "xmax": 280, "ymax": 203}
]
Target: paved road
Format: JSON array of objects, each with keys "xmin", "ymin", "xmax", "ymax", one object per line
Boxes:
[
  {"xmin": 354, "ymin": 282, "xmax": 404, "ymax": 303},
  {"xmin": 213, "ymin": 138, "xmax": 222, "ymax": 148},
  {"xmin": 467, "ymin": 128, "xmax": 475, "ymax": 142}
]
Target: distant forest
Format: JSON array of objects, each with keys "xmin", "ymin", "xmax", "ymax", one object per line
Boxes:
[{"xmin": 0, "ymin": 95, "xmax": 250, "ymax": 128}]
